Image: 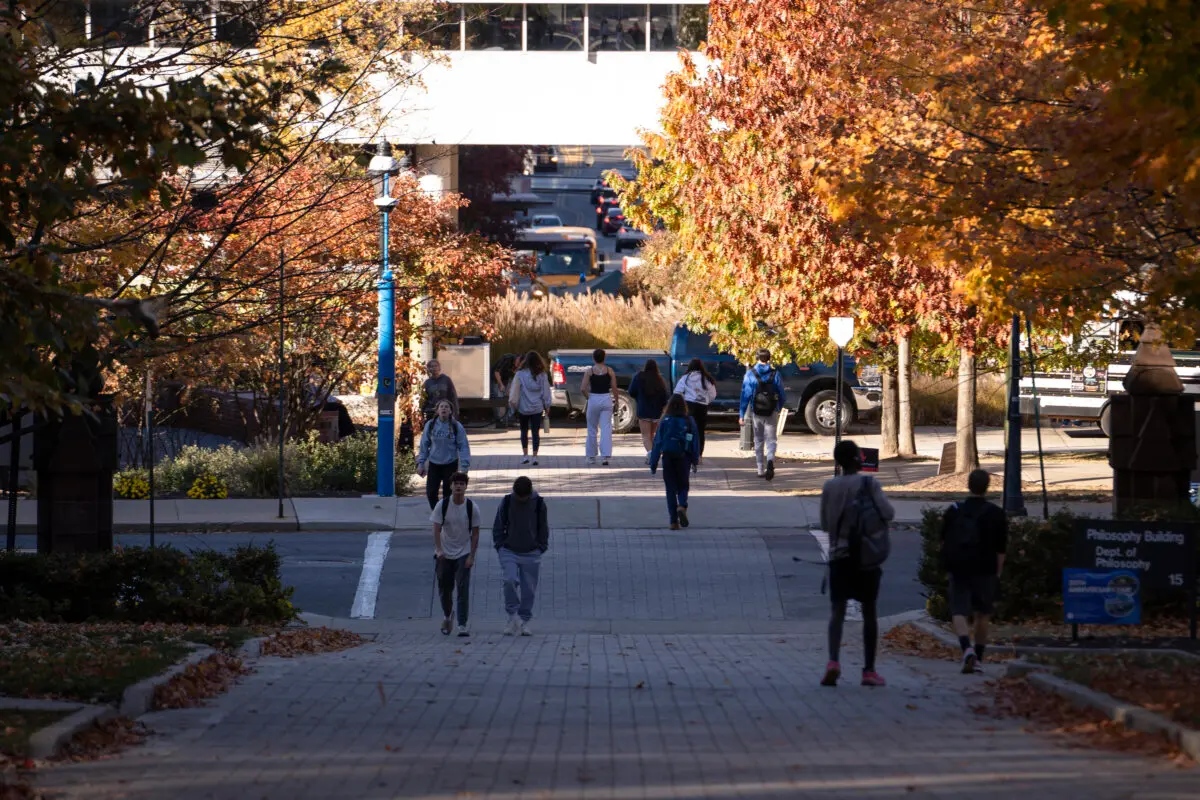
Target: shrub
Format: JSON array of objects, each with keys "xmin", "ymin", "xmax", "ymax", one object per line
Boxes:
[
  {"xmin": 187, "ymin": 474, "xmax": 228, "ymax": 499},
  {"xmin": 910, "ymin": 371, "xmax": 1006, "ymax": 427},
  {"xmin": 157, "ymin": 444, "xmax": 245, "ymax": 495},
  {"xmin": 0, "ymin": 545, "xmax": 297, "ymax": 624},
  {"xmin": 919, "ymin": 506, "xmax": 1200, "ymax": 622},
  {"xmin": 486, "ymin": 292, "xmax": 679, "ymax": 360},
  {"xmin": 114, "ymin": 469, "xmax": 150, "ymax": 499}
]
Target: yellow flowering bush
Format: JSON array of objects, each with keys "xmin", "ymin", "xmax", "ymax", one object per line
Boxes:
[
  {"xmin": 113, "ymin": 470, "xmax": 150, "ymax": 500},
  {"xmin": 187, "ymin": 474, "xmax": 228, "ymax": 500}
]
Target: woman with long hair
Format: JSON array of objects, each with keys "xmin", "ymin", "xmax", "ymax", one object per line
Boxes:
[
  {"xmin": 649, "ymin": 393, "xmax": 699, "ymax": 530},
  {"xmin": 673, "ymin": 357, "xmax": 717, "ymax": 459},
  {"xmin": 509, "ymin": 351, "xmax": 553, "ymax": 465},
  {"xmin": 580, "ymin": 348, "xmax": 619, "ymax": 465},
  {"xmin": 629, "ymin": 359, "xmax": 669, "ymax": 462}
]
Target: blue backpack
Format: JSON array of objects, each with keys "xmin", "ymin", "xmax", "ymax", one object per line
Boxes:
[{"xmin": 659, "ymin": 416, "xmax": 691, "ymax": 456}]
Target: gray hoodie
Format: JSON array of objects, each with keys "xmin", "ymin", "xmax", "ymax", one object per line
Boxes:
[{"xmin": 509, "ymin": 368, "xmax": 552, "ymax": 416}]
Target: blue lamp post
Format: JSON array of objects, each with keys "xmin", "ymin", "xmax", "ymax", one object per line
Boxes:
[{"xmin": 369, "ymin": 141, "xmax": 404, "ymax": 496}]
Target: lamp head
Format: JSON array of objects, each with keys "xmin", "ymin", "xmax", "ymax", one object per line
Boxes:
[
  {"xmin": 368, "ymin": 140, "xmax": 397, "ymax": 176},
  {"xmin": 828, "ymin": 316, "xmax": 855, "ymax": 348}
]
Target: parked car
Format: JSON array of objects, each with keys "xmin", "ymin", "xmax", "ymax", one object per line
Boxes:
[
  {"xmin": 532, "ymin": 146, "xmax": 558, "ymax": 172},
  {"xmin": 614, "ymin": 222, "xmax": 649, "ymax": 252},
  {"xmin": 601, "ymin": 207, "xmax": 626, "ymax": 235},
  {"xmin": 550, "ymin": 324, "xmax": 882, "ymax": 434},
  {"xmin": 594, "ymin": 191, "xmax": 619, "ymax": 227},
  {"xmin": 526, "ymin": 213, "xmax": 564, "ymax": 228}
]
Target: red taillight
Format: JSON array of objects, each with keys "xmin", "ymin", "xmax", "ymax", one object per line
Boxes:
[
  {"xmin": 552, "ymin": 362, "xmax": 565, "ymax": 385},
  {"xmin": 621, "ymin": 257, "xmax": 629, "ymax": 274},
  {"xmin": 596, "ymin": 207, "xmax": 602, "ymax": 213}
]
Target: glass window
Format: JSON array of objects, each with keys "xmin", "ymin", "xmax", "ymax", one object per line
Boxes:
[
  {"xmin": 90, "ymin": 0, "xmax": 150, "ymax": 45},
  {"xmin": 589, "ymin": 4, "xmax": 646, "ymax": 51},
  {"xmin": 409, "ymin": 4, "xmax": 461, "ymax": 50},
  {"xmin": 525, "ymin": 4, "xmax": 583, "ymax": 51},
  {"xmin": 216, "ymin": 1, "xmax": 258, "ymax": 47},
  {"xmin": 464, "ymin": 4, "xmax": 522, "ymax": 51},
  {"xmin": 38, "ymin": 0, "xmax": 87, "ymax": 42},
  {"xmin": 154, "ymin": 1, "xmax": 212, "ymax": 47},
  {"xmin": 650, "ymin": 4, "xmax": 707, "ymax": 51}
]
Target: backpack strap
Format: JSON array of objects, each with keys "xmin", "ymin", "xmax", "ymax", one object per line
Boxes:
[{"xmin": 440, "ymin": 495, "xmax": 451, "ymax": 524}]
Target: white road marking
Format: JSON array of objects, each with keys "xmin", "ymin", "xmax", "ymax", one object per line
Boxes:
[
  {"xmin": 807, "ymin": 529, "xmax": 863, "ymax": 621},
  {"xmin": 350, "ymin": 532, "xmax": 392, "ymax": 619}
]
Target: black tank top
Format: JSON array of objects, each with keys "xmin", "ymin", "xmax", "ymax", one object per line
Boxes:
[{"xmin": 589, "ymin": 370, "xmax": 612, "ymax": 394}]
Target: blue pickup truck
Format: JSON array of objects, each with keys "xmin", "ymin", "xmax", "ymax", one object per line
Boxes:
[{"xmin": 549, "ymin": 324, "xmax": 882, "ymax": 435}]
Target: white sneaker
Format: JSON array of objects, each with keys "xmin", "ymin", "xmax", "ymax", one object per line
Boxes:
[
  {"xmin": 644, "ymin": 453, "xmax": 650, "ymax": 465},
  {"xmin": 532, "ymin": 457, "xmax": 538, "ymax": 465},
  {"xmin": 520, "ymin": 620, "xmax": 532, "ymax": 636},
  {"xmin": 456, "ymin": 624, "xmax": 470, "ymax": 637},
  {"xmin": 962, "ymin": 647, "xmax": 978, "ymax": 674},
  {"xmin": 756, "ymin": 466, "xmax": 765, "ymax": 477},
  {"xmin": 521, "ymin": 456, "xmax": 530, "ymax": 464},
  {"xmin": 504, "ymin": 616, "xmax": 520, "ymax": 636},
  {"xmin": 440, "ymin": 617, "xmax": 452, "ymax": 636},
  {"xmin": 586, "ymin": 457, "xmax": 595, "ymax": 466}
]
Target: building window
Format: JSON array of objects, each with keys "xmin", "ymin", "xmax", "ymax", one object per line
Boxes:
[
  {"xmin": 153, "ymin": 1, "xmax": 212, "ymax": 47},
  {"xmin": 464, "ymin": 4, "xmax": 522, "ymax": 51},
  {"xmin": 409, "ymin": 4, "xmax": 461, "ymax": 50},
  {"xmin": 216, "ymin": 1, "xmax": 259, "ymax": 47},
  {"xmin": 525, "ymin": 4, "xmax": 583, "ymax": 52},
  {"xmin": 38, "ymin": 0, "xmax": 87, "ymax": 42},
  {"xmin": 650, "ymin": 5, "xmax": 707, "ymax": 51},
  {"xmin": 90, "ymin": 0, "xmax": 150, "ymax": 45},
  {"xmin": 588, "ymin": 4, "xmax": 646, "ymax": 51}
]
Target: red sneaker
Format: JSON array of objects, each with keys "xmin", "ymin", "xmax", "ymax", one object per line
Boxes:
[
  {"xmin": 861, "ymin": 670, "xmax": 887, "ymax": 687},
  {"xmin": 820, "ymin": 661, "xmax": 841, "ymax": 686}
]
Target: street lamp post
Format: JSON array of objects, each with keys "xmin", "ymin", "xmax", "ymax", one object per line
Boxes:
[
  {"xmin": 1003, "ymin": 313, "xmax": 1026, "ymax": 516},
  {"xmin": 370, "ymin": 141, "xmax": 402, "ymax": 497},
  {"xmin": 828, "ymin": 316, "xmax": 855, "ymax": 476}
]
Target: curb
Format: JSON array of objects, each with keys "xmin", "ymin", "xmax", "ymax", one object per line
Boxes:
[
  {"xmin": 27, "ymin": 704, "xmax": 117, "ymax": 760},
  {"xmin": 914, "ymin": 617, "xmax": 1200, "ymax": 662},
  {"xmin": 118, "ymin": 646, "xmax": 215, "ymax": 718},
  {"xmin": 1025, "ymin": 670, "xmax": 1200, "ymax": 761},
  {"xmin": 910, "ymin": 616, "xmax": 1019, "ymax": 659},
  {"xmin": 238, "ymin": 636, "xmax": 271, "ymax": 659}
]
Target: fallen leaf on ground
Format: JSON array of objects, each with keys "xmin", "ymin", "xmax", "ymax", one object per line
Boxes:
[
  {"xmin": 1030, "ymin": 653, "xmax": 1200, "ymax": 729},
  {"xmin": 153, "ymin": 653, "xmax": 251, "ymax": 709},
  {"xmin": 53, "ymin": 717, "xmax": 146, "ymax": 763},
  {"xmin": 882, "ymin": 624, "xmax": 959, "ymax": 660},
  {"xmin": 259, "ymin": 628, "xmax": 364, "ymax": 658}
]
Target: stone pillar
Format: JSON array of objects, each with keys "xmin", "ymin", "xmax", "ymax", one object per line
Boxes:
[
  {"xmin": 412, "ymin": 145, "xmax": 459, "ymax": 363},
  {"xmin": 33, "ymin": 399, "xmax": 118, "ymax": 553},
  {"xmin": 1108, "ymin": 324, "xmax": 1196, "ymax": 515}
]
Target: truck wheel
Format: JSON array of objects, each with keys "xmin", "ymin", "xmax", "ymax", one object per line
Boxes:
[
  {"xmin": 1098, "ymin": 402, "xmax": 1112, "ymax": 438},
  {"xmin": 803, "ymin": 390, "xmax": 851, "ymax": 437},
  {"xmin": 612, "ymin": 392, "xmax": 637, "ymax": 434}
]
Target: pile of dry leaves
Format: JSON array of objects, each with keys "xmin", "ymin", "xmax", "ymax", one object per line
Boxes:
[
  {"xmin": 259, "ymin": 627, "xmax": 363, "ymax": 658},
  {"xmin": 153, "ymin": 653, "xmax": 252, "ymax": 710},
  {"xmin": 981, "ymin": 676, "xmax": 1194, "ymax": 765},
  {"xmin": 883, "ymin": 623, "xmax": 960, "ymax": 660},
  {"xmin": 55, "ymin": 717, "xmax": 147, "ymax": 763},
  {"xmin": 1032, "ymin": 653, "xmax": 1200, "ymax": 729}
]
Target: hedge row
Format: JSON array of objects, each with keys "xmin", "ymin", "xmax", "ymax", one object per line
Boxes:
[
  {"xmin": 0, "ymin": 545, "xmax": 297, "ymax": 624},
  {"xmin": 918, "ymin": 505, "xmax": 1200, "ymax": 622}
]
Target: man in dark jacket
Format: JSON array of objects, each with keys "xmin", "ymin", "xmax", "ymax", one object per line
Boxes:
[
  {"xmin": 942, "ymin": 469, "xmax": 1008, "ymax": 673},
  {"xmin": 493, "ymin": 475, "xmax": 549, "ymax": 636}
]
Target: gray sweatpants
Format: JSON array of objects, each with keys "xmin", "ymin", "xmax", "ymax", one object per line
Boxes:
[{"xmin": 751, "ymin": 411, "xmax": 778, "ymax": 470}]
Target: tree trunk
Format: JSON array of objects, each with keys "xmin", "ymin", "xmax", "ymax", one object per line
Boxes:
[
  {"xmin": 897, "ymin": 333, "xmax": 916, "ymax": 456},
  {"xmin": 955, "ymin": 344, "xmax": 978, "ymax": 473},
  {"xmin": 881, "ymin": 366, "xmax": 899, "ymax": 458}
]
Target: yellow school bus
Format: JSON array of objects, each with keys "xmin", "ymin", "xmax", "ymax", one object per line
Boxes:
[{"xmin": 511, "ymin": 227, "xmax": 601, "ymax": 295}]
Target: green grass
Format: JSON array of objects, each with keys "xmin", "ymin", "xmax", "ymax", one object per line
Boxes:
[
  {"xmin": 0, "ymin": 709, "xmax": 75, "ymax": 757},
  {"xmin": 179, "ymin": 626, "xmax": 260, "ymax": 650}
]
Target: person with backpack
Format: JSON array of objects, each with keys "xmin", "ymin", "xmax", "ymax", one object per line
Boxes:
[
  {"xmin": 581, "ymin": 349, "xmax": 619, "ymax": 466},
  {"xmin": 941, "ymin": 469, "xmax": 1008, "ymax": 673},
  {"xmin": 417, "ymin": 399, "xmax": 471, "ymax": 509},
  {"xmin": 818, "ymin": 440, "xmax": 895, "ymax": 687},
  {"xmin": 509, "ymin": 351, "xmax": 553, "ymax": 465},
  {"xmin": 673, "ymin": 358, "xmax": 717, "ymax": 460},
  {"xmin": 739, "ymin": 349, "xmax": 788, "ymax": 480},
  {"xmin": 430, "ymin": 472, "xmax": 480, "ymax": 637},
  {"xmin": 649, "ymin": 394, "xmax": 700, "ymax": 530},
  {"xmin": 493, "ymin": 476, "xmax": 550, "ymax": 635},
  {"xmin": 629, "ymin": 359, "xmax": 670, "ymax": 463}
]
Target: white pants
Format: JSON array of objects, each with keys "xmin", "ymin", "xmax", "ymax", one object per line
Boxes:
[
  {"xmin": 751, "ymin": 411, "xmax": 778, "ymax": 469},
  {"xmin": 585, "ymin": 395, "xmax": 613, "ymax": 459}
]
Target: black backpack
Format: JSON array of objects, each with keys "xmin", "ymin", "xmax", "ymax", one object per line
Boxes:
[
  {"xmin": 752, "ymin": 369, "xmax": 778, "ymax": 416},
  {"xmin": 943, "ymin": 502, "xmax": 984, "ymax": 573},
  {"xmin": 440, "ymin": 496, "xmax": 474, "ymax": 529},
  {"xmin": 846, "ymin": 477, "xmax": 890, "ymax": 569}
]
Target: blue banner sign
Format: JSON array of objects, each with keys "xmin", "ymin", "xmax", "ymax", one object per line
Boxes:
[{"xmin": 1063, "ymin": 568, "xmax": 1141, "ymax": 625}]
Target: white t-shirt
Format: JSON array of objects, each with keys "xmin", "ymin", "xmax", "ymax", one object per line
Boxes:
[{"xmin": 429, "ymin": 498, "xmax": 481, "ymax": 559}]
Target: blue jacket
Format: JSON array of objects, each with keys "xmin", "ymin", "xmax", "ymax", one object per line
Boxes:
[
  {"xmin": 628, "ymin": 371, "xmax": 669, "ymax": 420},
  {"xmin": 739, "ymin": 363, "xmax": 787, "ymax": 418},
  {"xmin": 418, "ymin": 418, "xmax": 471, "ymax": 470},
  {"xmin": 649, "ymin": 413, "xmax": 700, "ymax": 472}
]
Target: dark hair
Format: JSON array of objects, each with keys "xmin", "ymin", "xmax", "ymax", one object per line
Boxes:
[
  {"xmin": 663, "ymin": 393, "xmax": 689, "ymax": 419},
  {"xmin": 593, "ymin": 348, "xmax": 606, "ymax": 364},
  {"xmin": 967, "ymin": 469, "xmax": 991, "ymax": 495},
  {"xmin": 450, "ymin": 472, "xmax": 469, "ymax": 485},
  {"xmin": 756, "ymin": 348, "xmax": 771, "ymax": 363},
  {"xmin": 686, "ymin": 357, "xmax": 713, "ymax": 388},
  {"xmin": 642, "ymin": 359, "xmax": 667, "ymax": 396},
  {"xmin": 833, "ymin": 440, "xmax": 861, "ymax": 473},
  {"xmin": 523, "ymin": 351, "xmax": 545, "ymax": 377},
  {"xmin": 513, "ymin": 476, "xmax": 533, "ymax": 497}
]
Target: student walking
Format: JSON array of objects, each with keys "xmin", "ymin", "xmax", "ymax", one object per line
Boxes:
[
  {"xmin": 509, "ymin": 351, "xmax": 553, "ymax": 465},
  {"xmin": 941, "ymin": 469, "xmax": 1008, "ymax": 673},
  {"xmin": 819, "ymin": 440, "xmax": 895, "ymax": 687},
  {"xmin": 649, "ymin": 394, "xmax": 700, "ymax": 530},
  {"xmin": 492, "ymin": 476, "xmax": 549, "ymax": 635},
  {"xmin": 492, "ymin": 353, "xmax": 518, "ymax": 427},
  {"xmin": 417, "ymin": 399, "xmax": 471, "ymax": 509},
  {"xmin": 431, "ymin": 472, "xmax": 480, "ymax": 637},
  {"xmin": 581, "ymin": 349, "xmax": 618, "ymax": 465},
  {"xmin": 673, "ymin": 358, "xmax": 717, "ymax": 459},
  {"xmin": 629, "ymin": 359, "xmax": 669, "ymax": 463},
  {"xmin": 739, "ymin": 349, "xmax": 787, "ymax": 480},
  {"xmin": 423, "ymin": 359, "xmax": 459, "ymax": 418}
]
